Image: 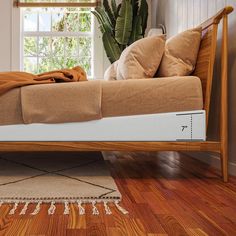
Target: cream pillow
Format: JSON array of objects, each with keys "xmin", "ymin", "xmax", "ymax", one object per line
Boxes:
[
  {"xmin": 117, "ymin": 35, "xmax": 166, "ymax": 80},
  {"xmin": 158, "ymin": 27, "xmax": 202, "ymax": 77},
  {"xmin": 104, "ymin": 60, "xmax": 118, "ymax": 81}
]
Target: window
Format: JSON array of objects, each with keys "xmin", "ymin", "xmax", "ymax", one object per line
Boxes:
[
  {"xmin": 12, "ymin": 1, "xmax": 103, "ymax": 79},
  {"xmin": 22, "ymin": 7, "xmax": 94, "ymax": 77}
]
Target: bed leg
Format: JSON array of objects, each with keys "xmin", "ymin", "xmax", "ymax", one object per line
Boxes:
[
  {"xmin": 220, "ymin": 14, "xmax": 229, "ymax": 183},
  {"xmin": 221, "ymin": 148, "xmax": 228, "ymax": 183}
]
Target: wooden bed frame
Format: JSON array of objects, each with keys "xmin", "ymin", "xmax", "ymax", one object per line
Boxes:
[{"xmin": 0, "ymin": 7, "xmax": 233, "ymax": 182}]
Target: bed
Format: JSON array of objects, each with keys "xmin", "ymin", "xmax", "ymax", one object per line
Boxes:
[
  {"xmin": 0, "ymin": 6, "xmax": 233, "ymax": 182},
  {"xmin": 0, "ymin": 75, "xmax": 205, "ymax": 140}
]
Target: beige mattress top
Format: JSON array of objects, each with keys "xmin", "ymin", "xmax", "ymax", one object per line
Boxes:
[{"xmin": 0, "ymin": 77, "xmax": 203, "ymax": 125}]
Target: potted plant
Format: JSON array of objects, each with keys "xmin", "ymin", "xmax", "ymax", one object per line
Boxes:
[{"xmin": 92, "ymin": 0, "xmax": 148, "ymax": 63}]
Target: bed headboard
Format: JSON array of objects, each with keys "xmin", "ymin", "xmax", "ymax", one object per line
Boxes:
[{"xmin": 192, "ymin": 6, "xmax": 233, "ymax": 128}]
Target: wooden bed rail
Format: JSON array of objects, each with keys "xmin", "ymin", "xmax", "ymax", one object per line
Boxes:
[
  {"xmin": 200, "ymin": 6, "xmax": 233, "ymax": 30},
  {"xmin": 0, "ymin": 141, "xmax": 221, "ymax": 152}
]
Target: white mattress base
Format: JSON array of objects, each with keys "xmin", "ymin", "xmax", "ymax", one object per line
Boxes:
[{"xmin": 0, "ymin": 110, "xmax": 206, "ymax": 141}]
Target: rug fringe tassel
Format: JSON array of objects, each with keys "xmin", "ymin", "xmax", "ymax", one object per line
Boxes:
[
  {"xmin": 20, "ymin": 202, "xmax": 30, "ymax": 215},
  {"xmin": 63, "ymin": 201, "xmax": 70, "ymax": 215},
  {"xmin": 9, "ymin": 202, "xmax": 19, "ymax": 215},
  {"xmin": 104, "ymin": 201, "xmax": 112, "ymax": 215},
  {"xmin": 115, "ymin": 201, "xmax": 129, "ymax": 215},
  {"xmin": 48, "ymin": 201, "xmax": 56, "ymax": 215},
  {"xmin": 92, "ymin": 201, "xmax": 99, "ymax": 215},
  {"xmin": 31, "ymin": 201, "xmax": 42, "ymax": 215},
  {"xmin": 77, "ymin": 200, "xmax": 85, "ymax": 215},
  {"xmin": 3, "ymin": 200, "xmax": 128, "ymax": 216}
]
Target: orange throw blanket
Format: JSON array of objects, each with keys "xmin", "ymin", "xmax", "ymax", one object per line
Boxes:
[{"xmin": 0, "ymin": 66, "xmax": 87, "ymax": 96}]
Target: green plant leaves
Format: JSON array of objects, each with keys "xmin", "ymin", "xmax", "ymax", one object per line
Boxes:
[
  {"xmin": 129, "ymin": 15, "xmax": 142, "ymax": 45},
  {"xmin": 91, "ymin": 10, "xmax": 105, "ymax": 33},
  {"xmin": 92, "ymin": 0, "xmax": 149, "ymax": 63},
  {"xmin": 102, "ymin": 32, "xmax": 121, "ymax": 63},
  {"xmin": 117, "ymin": 3, "xmax": 122, "ymax": 16},
  {"xmin": 115, "ymin": 0, "xmax": 133, "ymax": 45},
  {"xmin": 132, "ymin": 0, "xmax": 139, "ymax": 18},
  {"xmin": 111, "ymin": 0, "xmax": 118, "ymax": 18},
  {"xmin": 103, "ymin": 0, "xmax": 116, "ymax": 27},
  {"xmin": 139, "ymin": 0, "xmax": 148, "ymax": 36},
  {"xmin": 94, "ymin": 6, "xmax": 113, "ymax": 33}
]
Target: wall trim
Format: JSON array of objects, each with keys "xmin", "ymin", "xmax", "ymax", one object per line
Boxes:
[{"xmin": 185, "ymin": 152, "xmax": 236, "ymax": 176}]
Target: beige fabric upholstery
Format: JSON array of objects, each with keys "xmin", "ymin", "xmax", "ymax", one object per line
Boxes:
[
  {"xmin": 0, "ymin": 77, "xmax": 203, "ymax": 125},
  {"xmin": 0, "ymin": 88, "xmax": 23, "ymax": 125},
  {"xmin": 117, "ymin": 35, "xmax": 166, "ymax": 80},
  {"xmin": 21, "ymin": 80, "xmax": 102, "ymax": 124},
  {"xmin": 102, "ymin": 76, "xmax": 203, "ymax": 117},
  {"xmin": 104, "ymin": 61, "xmax": 118, "ymax": 81},
  {"xmin": 158, "ymin": 28, "xmax": 202, "ymax": 77}
]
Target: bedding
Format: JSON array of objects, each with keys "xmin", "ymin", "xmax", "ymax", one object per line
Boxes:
[
  {"xmin": 21, "ymin": 80, "xmax": 101, "ymax": 124},
  {"xmin": 0, "ymin": 66, "xmax": 87, "ymax": 96},
  {"xmin": 158, "ymin": 27, "xmax": 202, "ymax": 77},
  {"xmin": 0, "ymin": 76, "xmax": 203, "ymax": 125},
  {"xmin": 104, "ymin": 61, "xmax": 118, "ymax": 81},
  {"xmin": 102, "ymin": 76, "xmax": 203, "ymax": 117},
  {"xmin": 117, "ymin": 35, "xmax": 166, "ymax": 80}
]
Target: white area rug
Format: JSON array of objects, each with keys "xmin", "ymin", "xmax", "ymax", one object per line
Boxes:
[{"xmin": 0, "ymin": 152, "xmax": 127, "ymax": 215}]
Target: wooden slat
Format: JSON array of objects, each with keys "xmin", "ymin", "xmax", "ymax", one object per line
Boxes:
[
  {"xmin": 192, "ymin": 25, "xmax": 218, "ymax": 128},
  {"xmin": 14, "ymin": 1, "xmax": 100, "ymax": 8},
  {"xmin": 192, "ymin": 6, "xmax": 233, "ymax": 129},
  {"xmin": 0, "ymin": 141, "xmax": 221, "ymax": 152}
]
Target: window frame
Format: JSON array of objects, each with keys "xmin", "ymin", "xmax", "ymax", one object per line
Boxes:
[{"xmin": 11, "ymin": 6, "xmax": 104, "ymax": 79}]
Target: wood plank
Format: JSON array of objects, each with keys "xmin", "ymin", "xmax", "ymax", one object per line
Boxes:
[
  {"xmin": 0, "ymin": 151, "xmax": 235, "ymax": 235},
  {"xmin": 0, "ymin": 141, "xmax": 221, "ymax": 152},
  {"xmin": 155, "ymin": 215, "xmax": 189, "ymax": 235}
]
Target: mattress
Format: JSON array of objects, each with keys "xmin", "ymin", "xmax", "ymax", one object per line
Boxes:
[
  {"xmin": 0, "ymin": 76, "xmax": 203, "ymax": 125},
  {"xmin": 0, "ymin": 110, "xmax": 206, "ymax": 141},
  {"xmin": 102, "ymin": 76, "xmax": 203, "ymax": 117}
]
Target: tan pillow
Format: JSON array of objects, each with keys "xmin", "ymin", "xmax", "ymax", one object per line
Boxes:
[
  {"xmin": 104, "ymin": 61, "xmax": 118, "ymax": 81},
  {"xmin": 158, "ymin": 27, "xmax": 202, "ymax": 77},
  {"xmin": 117, "ymin": 35, "xmax": 166, "ymax": 80}
]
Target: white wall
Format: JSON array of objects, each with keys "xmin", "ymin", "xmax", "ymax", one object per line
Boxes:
[
  {"xmin": 154, "ymin": 0, "xmax": 236, "ymax": 175},
  {"xmin": 0, "ymin": 0, "xmax": 12, "ymax": 71}
]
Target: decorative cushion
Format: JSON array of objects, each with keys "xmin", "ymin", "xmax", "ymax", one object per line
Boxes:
[
  {"xmin": 116, "ymin": 35, "xmax": 166, "ymax": 80},
  {"xmin": 104, "ymin": 61, "xmax": 118, "ymax": 81},
  {"xmin": 158, "ymin": 27, "xmax": 202, "ymax": 77}
]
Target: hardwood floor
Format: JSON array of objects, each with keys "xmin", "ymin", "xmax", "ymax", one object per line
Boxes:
[{"xmin": 0, "ymin": 151, "xmax": 236, "ymax": 236}]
